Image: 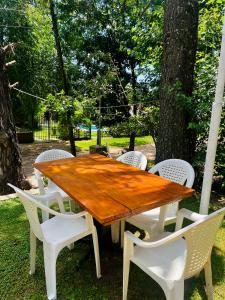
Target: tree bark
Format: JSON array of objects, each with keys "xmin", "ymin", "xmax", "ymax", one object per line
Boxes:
[
  {"xmin": 49, "ymin": 0, "xmax": 76, "ymax": 156},
  {"xmin": 0, "ymin": 44, "xmax": 29, "ymax": 194},
  {"xmin": 129, "ymin": 60, "xmax": 137, "ymax": 151},
  {"xmin": 156, "ymin": 0, "xmax": 198, "ymax": 163}
]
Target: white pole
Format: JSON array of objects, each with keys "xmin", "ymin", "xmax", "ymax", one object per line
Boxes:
[{"xmin": 200, "ymin": 13, "xmax": 225, "ymax": 214}]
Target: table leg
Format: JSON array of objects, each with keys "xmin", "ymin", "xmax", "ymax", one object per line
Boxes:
[{"xmin": 111, "ymin": 221, "xmax": 120, "ymax": 243}]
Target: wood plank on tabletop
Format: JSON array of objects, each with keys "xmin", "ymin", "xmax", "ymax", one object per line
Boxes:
[
  {"xmin": 77, "ymin": 154, "xmax": 195, "ymax": 213},
  {"xmin": 34, "ymin": 157, "xmax": 131, "ymax": 225},
  {"xmin": 34, "ymin": 154, "xmax": 195, "ymax": 224}
]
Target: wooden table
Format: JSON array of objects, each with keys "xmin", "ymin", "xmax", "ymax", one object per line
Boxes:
[{"xmin": 34, "ymin": 154, "xmax": 195, "ymax": 229}]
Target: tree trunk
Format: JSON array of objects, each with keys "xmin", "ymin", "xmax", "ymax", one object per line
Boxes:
[
  {"xmin": 0, "ymin": 44, "xmax": 29, "ymax": 194},
  {"xmin": 129, "ymin": 131, "xmax": 136, "ymax": 151},
  {"xmin": 156, "ymin": 0, "xmax": 198, "ymax": 163},
  {"xmin": 129, "ymin": 60, "xmax": 137, "ymax": 151},
  {"xmin": 49, "ymin": 0, "xmax": 76, "ymax": 156}
]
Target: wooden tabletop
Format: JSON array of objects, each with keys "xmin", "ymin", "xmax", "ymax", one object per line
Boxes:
[{"xmin": 34, "ymin": 154, "xmax": 195, "ymax": 225}]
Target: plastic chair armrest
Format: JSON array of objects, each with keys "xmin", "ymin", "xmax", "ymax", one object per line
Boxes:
[
  {"xmin": 32, "ymin": 191, "xmax": 65, "ymax": 213},
  {"xmin": 32, "ymin": 192, "xmax": 60, "ymax": 203},
  {"xmin": 175, "ymin": 208, "xmax": 207, "ymax": 231},
  {"xmin": 125, "ymin": 230, "xmax": 182, "ymax": 249},
  {"xmin": 41, "ymin": 205, "xmax": 88, "ymax": 220},
  {"xmin": 28, "ymin": 192, "xmax": 88, "ymax": 220},
  {"xmin": 34, "ymin": 171, "xmax": 45, "ymax": 194},
  {"xmin": 58, "ymin": 210, "xmax": 89, "ymax": 220}
]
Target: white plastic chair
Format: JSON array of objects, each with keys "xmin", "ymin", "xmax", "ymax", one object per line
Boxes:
[
  {"xmin": 34, "ymin": 149, "xmax": 74, "ymax": 221},
  {"xmin": 8, "ymin": 184, "xmax": 101, "ymax": 300},
  {"xmin": 121, "ymin": 159, "xmax": 195, "ymax": 246},
  {"xmin": 123, "ymin": 206, "xmax": 225, "ymax": 300},
  {"xmin": 116, "ymin": 151, "xmax": 147, "ymax": 171}
]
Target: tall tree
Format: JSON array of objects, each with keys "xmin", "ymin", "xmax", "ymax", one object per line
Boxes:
[
  {"xmin": 49, "ymin": 0, "xmax": 76, "ymax": 156},
  {"xmin": 0, "ymin": 44, "xmax": 28, "ymax": 194},
  {"xmin": 156, "ymin": 0, "xmax": 198, "ymax": 163}
]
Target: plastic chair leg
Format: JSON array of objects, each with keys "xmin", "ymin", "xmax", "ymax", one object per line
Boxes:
[
  {"xmin": 29, "ymin": 230, "xmax": 36, "ymax": 275},
  {"xmin": 92, "ymin": 227, "xmax": 101, "ymax": 279},
  {"xmin": 122, "ymin": 254, "xmax": 130, "ymax": 300},
  {"xmin": 68, "ymin": 243, "xmax": 74, "ymax": 250},
  {"xmin": 164, "ymin": 280, "xmax": 184, "ymax": 300},
  {"xmin": 70, "ymin": 199, "xmax": 76, "ymax": 212},
  {"xmin": 43, "ymin": 244, "xmax": 57, "ymax": 300},
  {"xmin": 204, "ymin": 259, "xmax": 214, "ymax": 300},
  {"xmin": 42, "ymin": 210, "xmax": 50, "ymax": 222},
  {"xmin": 111, "ymin": 221, "xmax": 120, "ymax": 243},
  {"xmin": 120, "ymin": 220, "xmax": 125, "ymax": 248}
]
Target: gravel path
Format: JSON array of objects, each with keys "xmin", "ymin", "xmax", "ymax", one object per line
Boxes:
[{"xmin": 20, "ymin": 140, "xmax": 156, "ymax": 188}]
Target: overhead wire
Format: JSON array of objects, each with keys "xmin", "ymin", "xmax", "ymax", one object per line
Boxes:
[
  {"xmin": 13, "ymin": 87, "xmax": 48, "ymax": 102},
  {"xmin": 12, "ymin": 87, "xmax": 153, "ymax": 109},
  {"xmin": 0, "ymin": 7, "xmax": 42, "ymax": 14},
  {"xmin": 0, "ymin": 25, "xmax": 32, "ymax": 29},
  {"xmin": 0, "ymin": 7, "xmax": 26, "ymax": 12}
]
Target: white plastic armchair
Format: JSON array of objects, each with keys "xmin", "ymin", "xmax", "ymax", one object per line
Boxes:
[
  {"xmin": 8, "ymin": 184, "xmax": 101, "ymax": 300},
  {"xmin": 34, "ymin": 149, "xmax": 74, "ymax": 220},
  {"xmin": 123, "ymin": 206, "xmax": 225, "ymax": 300},
  {"xmin": 121, "ymin": 159, "xmax": 195, "ymax": 246},
  {"xmin": 116, "ymin": 151, "xmax": 147, "ymax": 171}
]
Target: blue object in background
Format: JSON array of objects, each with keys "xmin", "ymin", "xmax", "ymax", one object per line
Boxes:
[{"xmin": 79, "ymin": 125, "xmax": 98, "ymax": 131}]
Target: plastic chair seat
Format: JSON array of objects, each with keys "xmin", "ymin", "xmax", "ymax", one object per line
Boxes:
[
  {"xmin": 128, "ymin": 207, "xmax": 177, "ymax": 227},
  {"xmin": 131, "ymin": 239, "xmax": 187, "ymax": 280},
  {"xmin": 132, "ymin": 235, "xmax": 187, "ymax": 281},
  {"xmin": 41, "ymin": 216, "xmax": 88, "ymax": 245}
]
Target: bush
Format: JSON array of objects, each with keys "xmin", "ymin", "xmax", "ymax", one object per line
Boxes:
[
  {"xmin": 108, "ymin": 121, "xmax": 149, "ymax": 138},
  {"xmin": 108, "ymin": 123, "xmax": 129, "ymax": 137}
]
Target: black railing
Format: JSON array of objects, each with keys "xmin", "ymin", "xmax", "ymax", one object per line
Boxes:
[{"xmin": 34, "ymin": 117, "xmax": 91, "ymax": 141}]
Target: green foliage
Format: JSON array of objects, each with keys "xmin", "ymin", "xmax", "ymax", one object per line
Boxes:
[
  {"xmin": 0, "ymin": 1, "xmax": 57, "ymax": 128},
  {"xmin": 139, "ymin": 106, "xmax": 159, "ymax": 144},
  {"xmin": 108, "ymin": 106, "xmax": 159, "ymax": 142},
  {"xmin": 2, "ymin": 0, "xmax": 225, "ymax": 188},
  {"xmin": 56, "ymin": 0, "xmax": 162, "ymax": 126},
  {"xmin": 108, "ymin": 119, "xmax": 148, "ymax": 138},
  {"xmin": 191, "ymin": 1, "xmax": 225, "ymax": 190},
  {"xmin": 46, "ymin": 91, "xmax": 91, "ymax": 140}
]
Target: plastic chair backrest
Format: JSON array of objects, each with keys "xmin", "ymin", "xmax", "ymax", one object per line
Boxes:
[
  {"xmin": 149, "ymin": 159, "xmax": 195, "ymax": 218},
  {"xmin": 149, "ymin": 159, "xmax": 195, "ymax": 188},
  {"xmin": 35, "ymin": 149, "xmax": 74, "ymax": 191},
  {"xmin": 35, "ymin": 149, "xmax": 74, "ymax": 164},
  {"xmin": 183, "ymin": 207, "xmax": 225, "ymax": 278},
  {"xmin": 8, "ymin": 184, "xmax": 44, "ymax": 241},
  {"xmin": 117, "ymin": 151, "xmax": 147, "ymax": 171}
]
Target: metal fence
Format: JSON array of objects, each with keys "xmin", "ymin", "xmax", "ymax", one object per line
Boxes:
[{"xmin": 34, "ymin": 117, "xmax": 91, "ymax": 141}]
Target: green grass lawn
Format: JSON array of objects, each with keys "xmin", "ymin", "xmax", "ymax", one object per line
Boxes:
[
  {"xmin": 76, "ymin": 135, "xmax": 153, "ymax": 151},
  {"xmin": 0, "ymin": 196, "xmax": 224, "ymax": 299}
]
